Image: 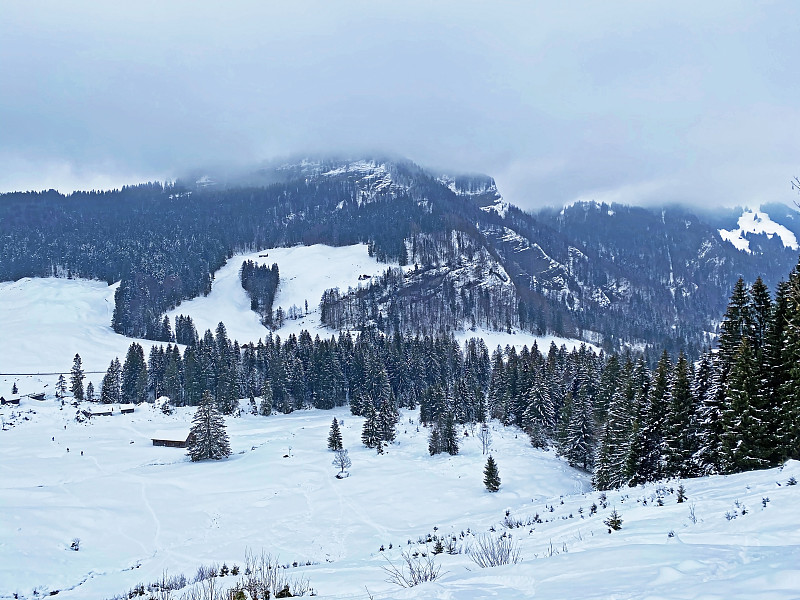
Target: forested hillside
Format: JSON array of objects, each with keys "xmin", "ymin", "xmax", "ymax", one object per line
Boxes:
[{"xmin": 1, "ymin": 158, "xmax": 797, "ymax": 354}]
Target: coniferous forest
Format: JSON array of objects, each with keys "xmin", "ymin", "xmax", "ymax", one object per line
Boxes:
[
  {"xmin": 2, "ymin": 159, "xmax": 797, "ymax": 354},
  {"xmin": 90, "ymin": 254, "xmax": 800, "ymax": 488}
]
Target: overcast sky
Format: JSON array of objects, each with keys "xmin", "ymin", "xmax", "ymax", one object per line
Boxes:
[{"xmin": 1, "ymin": 1, "xmax": 798, "ymax": 210}]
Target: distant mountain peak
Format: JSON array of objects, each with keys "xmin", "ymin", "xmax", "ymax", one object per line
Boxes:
[{"xmin": 718, "ymin": 208, "xmax": 799, "ymax": 254}]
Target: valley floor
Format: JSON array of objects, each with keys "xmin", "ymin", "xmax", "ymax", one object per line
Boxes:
[{"xmin": 2, "ymin": 399, "xmax": 799, "ymax": 599}]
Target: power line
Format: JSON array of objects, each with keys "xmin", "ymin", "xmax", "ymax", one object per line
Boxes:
[{"xmin": 0, "ymin": 371, "xmax": 107, "ymax": 376}]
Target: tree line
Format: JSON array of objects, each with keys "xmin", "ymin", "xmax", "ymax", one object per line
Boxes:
[{"xmin": 80, "ymin": 258, "xmax": 800, "ymax": 487}]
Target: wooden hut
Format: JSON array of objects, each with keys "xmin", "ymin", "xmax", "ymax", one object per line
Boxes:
[{"xmin": 152, "ymin": 430, "xmax": 195, "ymax": 448}]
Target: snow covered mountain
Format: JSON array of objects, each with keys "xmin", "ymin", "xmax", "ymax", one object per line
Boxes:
[{"xmin": 2, "ymin": 157, "xmax": 799, "ymax": 355}]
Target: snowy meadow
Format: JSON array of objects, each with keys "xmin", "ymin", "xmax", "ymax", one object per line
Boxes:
[{"xmin": 1, "ymin": 244, "xmax": 800, "ymax": 599}]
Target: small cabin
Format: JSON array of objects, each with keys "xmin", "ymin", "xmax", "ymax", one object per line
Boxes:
[
  {"xmin": 119, "ymin": 404, "xmax": 135, "ymax": 414},
  {"xmin": 0, "ymin": 395, "xmax": 20, "ymax": 406},
  {"xmin": 83, "ymin": 405, "xmax": 113, "ymax": 418},
  {"xmin": 29, "ymin": 392, "xmax": 46, "ymax": 401},
  {"xmin": 152, "ymin": 430, "xmax": 195, "ymax": 448}
]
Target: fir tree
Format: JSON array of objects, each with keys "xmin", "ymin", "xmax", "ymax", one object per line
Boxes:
[
  {"xmin": 440, "ymin": 411, "xmax": 459, "ymax": 455},
  {"xmin": 563, "ymin": 382, "xmax": 594, "ymax": 470},
  {"xmin": 663, "ymin": 351, "xmax": 696, "ymax": 478},
  {"xmin": 721, "ymin": 338, "xmax": 768, "ymax": 472},
  {"xmin": 694, "ymin": 351, "xmax": 723, "ymax": 474},
  {"xmin": 259, "ymin": 379, "xmax": 273, "ymax": 416},
  {"xmin": 85, "ymin": 381, "xmax": 95, "ymax": 403},
  {"xmin": 188, "ymin": 390, "xmax": 231, "ymax": 461},
  {"xmin": 328, "ymin": 417, "xmax": 343, "ymax": 451},
  {"xmin": 483, "ymin": 455, "xmax": 500, "ymax": 492},
  {"xmin": 100, "ymin": 358, "xmax": 122, "ymax": 404},
  {"xmin": 361, "ymin": 403, "xmax": 380, "ymax": 449},
  {"xmin": 377, "ymin": 396, "xmax": 399, "ymax": 443},
  {"xmin": 121, "ymin": 343, "xmax": 147, "ymax": 403},
  {"xmin": 56, "ymin": 374, "xmax": 67, "ymax": 399},
  {"xmin": 70, "ymin": 353, "xmax": 85, "ymax": 401},
  {"xmin": 11, "ymin": 382, "xmax": 17, "ymax": 395}
]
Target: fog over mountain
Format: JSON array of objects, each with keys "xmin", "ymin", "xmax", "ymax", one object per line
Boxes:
[{"xmin": 1, "ymin": 1, "xmax": 798, "ymax": 210}]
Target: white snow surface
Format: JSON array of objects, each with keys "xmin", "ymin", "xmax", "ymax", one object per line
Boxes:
[
  {"xmin": 2, "ymin": 400, "xmax": 800, "ymax": 599},
  {"xmin": 2, "ymin": 257, "xmax": 800, "ymax": 598},
  {"xmin": 0, "ymin": 278, "xmax": 167, "ymax": 396},
  {"xmin": 457, "ymin": 328, "xmax": 598, "ymax": 354},
  {"xmin": 166, "ymin": 244, "xmax": 398, "ymax": 343},
  {"xmin": 718, "ymin": 209, "xmax": 798, "ymax": 253}
]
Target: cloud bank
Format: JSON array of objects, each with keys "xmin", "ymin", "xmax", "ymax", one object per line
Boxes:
[{"xmin": 1, "ymin": 1, "xmax": 798, "ymax": 210}]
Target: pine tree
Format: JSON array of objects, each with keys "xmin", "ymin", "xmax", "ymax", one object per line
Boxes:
[
  {"xmin": 11, "ymin": 382, "xmax": 18, "ymax": 395},
  {"xmin": 694, "ymin": 351, "xmax": 722, "ymax": 474},
  {"xmin": 70, "ymin": 354, "xmax": 85, "ymax": 401},
  {"xmin": 721, "ymin": 338, "xmax": 768, "ymax": 472},
  {"xmin": 328, "ymin": 417, "xmax": 343, "ymax": 451},
  {"xmin": 361, "ymin": 403, "xmax": 380, "ymax": 449},
  {"xmin": 100, "ymin": 359, "xmax": 121, "ymax": 404},
  {"xmin": 428, "ymin": 423, "xmax": 442, "ymax": 455},
  {"xmin": 441, "ymin": 411, "xmax": 459, "ymax": 455},
  {"xmin": 483, "ymin": 455, "xmax": 500, "ymax": 492},
  {"xmin": 56, "ymin": 374, "xmax": 67, "ymax": 399},
  {"xmin": 85, "ymin": 381, "xmax": 95, "ymax": 403},
  {"xmin": 563, "ymin": 382, "xmax": 594, "ymax": 470},
  {"xmin": 663, "ymin": 351, "xmax": 696, "ymax": 478},
  {"xmin": 121, "ymin": 343, "xmax": 147, "ymax": 403},
  {"xmin": 630, "ymin": 351, "xmax": 671, "ymax": 484},
  {"xmin": 259, "ymin": 379, "xmax": 273, "ymax": 416},
  {"xmin": 377, "ymin": 396, "xmax": 399, "ymax": 443},
  {"xmin": 188, "ymin": 390, "xmax": 231, "ymax": 461}
]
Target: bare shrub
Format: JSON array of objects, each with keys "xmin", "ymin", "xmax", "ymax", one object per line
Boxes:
[
  {"xmin": 468, "ymin": 533, "xmax": 521, "ymax": 568},
  {"xmin": 235, "ymin": 550, "xmax": 312, "ymax": 598},
  {"xmin": 382, "ymin": 550, "xmax": 442, "ymax": 587}
]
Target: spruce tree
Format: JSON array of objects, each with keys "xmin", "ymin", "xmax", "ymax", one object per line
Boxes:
[
  {"xmin": 121, "ymin": 343, "xmax": 147, "ymax": 403},
  {"xmin": 100, "ymin": 358, "xmax": 122, "ymax": 404},
  {"xmin": 70, "ymin": 353, "xmax": 85, "ymax": 401},
  {"xmin": 694, "ymin": 351, "xmax": 722, "ymax": 473},
  {"xmin": 377, "ymin": 396, "xmax": 399, "ymax": 443},
  {"xmin": 721, "ymin": 338, "xmax": 768, "ymax": 472},
  {"xmin": 483, "ymin": 455, "xmax": 500, "ymax": 492},
  {"xmin": 188, "ymin": 390, "xmax": 231, "ymax": 461},
  {"xmin": 85, "ymin": 381, "xmax": 95, "ymax": 402},
  {"xmin": 630, "ymin": 351, "xmax": 671, "ymax": 484},
  {"xmin": 563, "ymin": 382, "xmax": 594, "ymax": 470},
  {"xmin": 441, "ymin": 411, "xmax": 459, "ymax": 455},
  {"xmin": 361, "ymin": 403, "xmax": 380, "ymax": 449},
  {"xmin": 56, "ymin": 374, "xmax": 67, "ymax": 399},
  {"xmin": 259, "ymin": 379, "xmax": 273, "ymax": 416},
  {"xmin": 780, "ymin": 263, "xmax": 800, "ymax": 461},
  {"xmin": 328, "ymin": 417, "xmax": 343, "ymax": 451},
  {"xmin": 663, "ymin": 351, "xmax": 696, "ymax": 478}
]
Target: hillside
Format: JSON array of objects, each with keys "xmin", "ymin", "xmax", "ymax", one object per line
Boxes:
[
  {"xmin": 2, "ymin": 398, "xmax": 798, "ymax": 599},
  {"xmin": 3, "ymin": 157, "xmax": 799, "ymax": 355}
]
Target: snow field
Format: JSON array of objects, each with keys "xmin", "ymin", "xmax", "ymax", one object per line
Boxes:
[
  {"xmin": 165, "ymin": 244, "xmax": 399, "ymax": 343},
  {"xmin": 0, "ymin": 401, "xmax": 587, "ymax": 599}
]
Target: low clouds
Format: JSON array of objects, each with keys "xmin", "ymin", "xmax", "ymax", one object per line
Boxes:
[{"xmin": 1, "ymin": 1, "xmax": 798, "ymax": 210}]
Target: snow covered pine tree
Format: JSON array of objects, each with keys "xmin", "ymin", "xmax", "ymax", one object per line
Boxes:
[{"xmin": 188, "ymin": 390, "xmax": 232, "ymax": 461}]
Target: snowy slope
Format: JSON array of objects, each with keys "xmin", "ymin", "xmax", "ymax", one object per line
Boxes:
[
  {"xmin": 0, "ymin": 402, "xmax": 588, "ymax": 599},
  {"xmin": 718, "ymin": 209, "xmax": 799, "ymax": 253},
  {"xmin": 2, "ymin": 399, "xmax": 799, "ymax": 599},
  {"xmin": 0, "ymin": 278, "xmax": 167, "ymax": 398},
  {"xmin": 166, "ymin": 244, "xmax": 398, "ymax": 342},
  {"xmin": 0, "ymin": 244, "xmax": 590, "ymax": 397}
]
